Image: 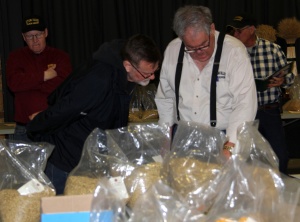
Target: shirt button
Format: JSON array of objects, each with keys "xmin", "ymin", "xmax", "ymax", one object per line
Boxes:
[
  {"xmin": 196, "ymin": 95, "xmax": 198, "ymax": 98},
  {"xmin": 194, "ymin": 112, "xmax": 197, "ymax": 114}
]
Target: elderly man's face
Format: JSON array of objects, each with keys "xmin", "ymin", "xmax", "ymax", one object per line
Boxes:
[
  {"xmin": 22, "ymin": 28, "xmax": 48, "ymax": 54},
  {"xmin": 182, "ymin": 24, "xmax": 215, "ymax": 63},
  {"xmin": 232, "ymin": 26, "xmax": 253, "ymax": 45}
]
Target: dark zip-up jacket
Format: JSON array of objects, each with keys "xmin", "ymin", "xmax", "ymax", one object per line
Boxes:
[{"xmin": 26, "ymin": 39, "xmax": 135, "ymax": 172}]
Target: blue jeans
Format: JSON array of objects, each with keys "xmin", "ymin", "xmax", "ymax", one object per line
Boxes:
[
  {"xmin": 256, "ymin": 107, "xmax": 289, "ymax": 174},
  {"xmin": 45, "ymin": 162, "xmax": 69, "ymax": 195},
  {"xmin": 13, "ymin": 124, "xmax": 32, "ymax": 142}
]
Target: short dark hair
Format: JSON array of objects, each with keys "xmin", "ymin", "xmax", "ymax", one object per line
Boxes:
[{"xmin": 121, "ymin": 34, "xmax": 162, "ymax": 67}]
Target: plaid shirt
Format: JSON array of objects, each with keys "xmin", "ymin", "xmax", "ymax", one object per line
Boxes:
[{"xmin": 248, "ymin": 37, "xmax": 295, "ymax": 106}]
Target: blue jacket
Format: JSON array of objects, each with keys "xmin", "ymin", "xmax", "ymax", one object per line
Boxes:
[{"xmin": 26, "ymin": 39, "xmax": 135, "ymax": 172}]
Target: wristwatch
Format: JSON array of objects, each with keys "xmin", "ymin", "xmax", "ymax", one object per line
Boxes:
[{"xmin": 223, "ymin": 144, "xmax": 234, "ymax": 155}]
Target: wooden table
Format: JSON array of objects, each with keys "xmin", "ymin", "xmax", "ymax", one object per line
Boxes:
[
  {"xmin": 0, "ymin": 122, "xmax": 16, "ymax": 138},
  {"xmin": 281, "ymin": 111, "xmax": 300, "ymax": 127},
  {"xmin": 281, "ymin": 111, "xmax": 300, "ymax": 119}
]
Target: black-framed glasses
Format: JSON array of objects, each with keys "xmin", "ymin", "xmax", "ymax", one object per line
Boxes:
[
  {"xmin": 24, "ymin": 31, "xmax": 45, "ymax": 41},
  {"xmin": 130, "ymin": 62, "xmax": 158, "ymax": 79},
  {"xmin": 184, "ymin": 32, "xmax": 211, "ymax": 54}
]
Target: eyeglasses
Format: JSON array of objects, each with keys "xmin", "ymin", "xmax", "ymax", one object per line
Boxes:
[
  {"xmin": 184, "ymin": 32, "xmax": 210, "ymax": 54},
  {"xmin": 24, "ymin": 32, "xmax": 45, "ymax": 40},
  {"xmin": 130, "ymin": 62, "xmax": 158, "ymax": 79},
  {"xmin": 233, "ymin": 26, "xmax": 250, "ymax": 34}
]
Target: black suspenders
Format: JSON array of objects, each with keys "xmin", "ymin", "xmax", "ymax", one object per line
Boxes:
[{"xmin": 174, "ymin": 32, "xmax": 226, "ymax": 127}]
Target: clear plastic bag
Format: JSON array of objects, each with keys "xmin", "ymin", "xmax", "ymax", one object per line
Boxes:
[
  {"xmin": 0, "ymin": 140, "xmax": 55, "ymax": 222},
  {"xmin": 202, "ymin": 156, "xmax": 284, "ymax": 221},
  {"xmin": 106, "ymin": 123, "xmax": 170, "ymax": 209},
  {"xmin": 128, "ymin": 180, "xmax": 187, "ymax": 222},
  {"xmin": 89, "ymin": 123, "xmax": 171, "ymax": 219},
  {"xmin": 90, "ymin": 177, "xmax": 128, "ymax": 222},
  {"xmin": 161, "ymin": 121, "xmax": 227, "ymax": 198},
  {"xmin": 140, "ymin": 84, "xmax": 159, "ymax": 120},
  {"xmin": 234, "ymin": 120, "xmax": 279, "ymax": 169},
  {"xmin": 191, "ymin": 121, "xmax": 299, "ymax": 222},
  {"xmin": 128, "ymin": 86, "xmax": 143, "ymax": 122},
  {"xmin": 64, "ymin": 128, "xmax": 111, "ymax": 195},
  {"xmin": 128, "ymin": 84, "xmax": 159, "ymax": 122}
]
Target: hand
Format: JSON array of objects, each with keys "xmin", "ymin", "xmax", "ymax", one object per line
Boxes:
[
  {"xmin": 29, "ymin": 111, "xmax": 41, "ymax": 120},
  {"xmin": 223, "ymin": 141, "xmax": 235, "ymax": 158},
  {"xmin": 268, "ymin": 77, "xmax": 284, "ymax": 88},
  {"xmin": 44, "ymin": 64, "xmax": 57, "ymax": 81}
]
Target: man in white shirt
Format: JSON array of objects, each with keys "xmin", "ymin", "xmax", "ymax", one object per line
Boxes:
[{"xmin": 155, "ymin": 5, "xmax": 257, "ymax": 155}]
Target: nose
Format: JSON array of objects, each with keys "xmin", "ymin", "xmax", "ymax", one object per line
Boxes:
[{"xmin": 33, "ymin": 36, "xmax": 39, "ymax": 42}]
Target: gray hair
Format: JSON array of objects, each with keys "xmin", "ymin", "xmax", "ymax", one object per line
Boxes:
[{"xmin": 173, "ymin": 5, "xmax": 213, "ymax": 39}]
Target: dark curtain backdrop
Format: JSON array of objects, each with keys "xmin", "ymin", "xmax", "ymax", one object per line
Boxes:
[{"xmin": 1, "ymin": 0, "xmax": 300, "ymax": 122}]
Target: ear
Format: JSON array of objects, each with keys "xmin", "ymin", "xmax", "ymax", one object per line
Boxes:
[
  {"xmin": 123, "ymin": 60, "xmax": 132, "ymax": 72},
  {"xmin": 22, "ymin": 33, "xmax": 26, "ymax": 42},
  {"xmin": 250, "ymin": 26, "xmax": 256, "ymax": 34},
  {"xmin": 44, "ymin": 28, "xmax": 49, "ymax": 37}
]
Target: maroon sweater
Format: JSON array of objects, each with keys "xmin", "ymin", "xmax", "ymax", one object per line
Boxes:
[{"xmin": 6, "ymin": 46, "xmax": 72, "ymax": 124}]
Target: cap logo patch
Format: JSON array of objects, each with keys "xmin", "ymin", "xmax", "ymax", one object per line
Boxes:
[
  {"xmin": 26, "ymin": 18, "xmax": 40, "ymax": 26},
  {"xmin": 233, "ymin": 16, "xmax": 244, "ymax": 21}
]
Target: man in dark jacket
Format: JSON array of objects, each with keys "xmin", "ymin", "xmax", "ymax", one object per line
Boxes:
[{"xmin": 26, "ymin": 34, "xmax": 162, "ymax": 194}]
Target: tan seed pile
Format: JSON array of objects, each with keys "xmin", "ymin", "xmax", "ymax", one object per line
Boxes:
[
  {"xmin": 166, "ymin": 157, "xmax": 221, "ymax": 197},
  {"xmin": 124, "ymin": 162, "xmax": 162, "ymax": 208},
  {"xmin": 64, "ymin": 175, "xmax": 100, "ymax": 195},
  {"xmin": 0, "ymin": 187, "xmax": 55, "ymax": 222},
  {"xmin": 128, "ymin": 111, "xmax": 143, "ymax": 122}
]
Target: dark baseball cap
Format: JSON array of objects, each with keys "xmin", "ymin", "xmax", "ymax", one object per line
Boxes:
[
  {"xmin": 22, "ymin": 15, "xmax": 46, "ymax": 33},
  {"xmin": 227, "ymin": 13, "xmax": 257, "ymax": 29}
]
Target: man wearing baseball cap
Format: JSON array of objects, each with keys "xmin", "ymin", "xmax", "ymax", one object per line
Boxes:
[
  {"xmin": 226, "ymin": 13, "xmax": 257, "ymax": 33},
  {"xmin": 6, "ymin": 15, "xmax": 72, "ymax": 142},
  {"xmin": 227, "ymin": 13, "xmax": 295, "ymax": 174}
]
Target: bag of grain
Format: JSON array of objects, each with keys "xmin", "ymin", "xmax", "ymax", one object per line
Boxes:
[
  {"xmin": 88, "ymin": 123, "xmax": 170, "ymax": 213},
  {"xmin": 161, "ymin": 121, "xmax": 227, "ymax": 198},
  {"xmin": 128, "ymin": 83, "xmax": 159, "ymax": 122},
  {"xmin": 201, "ymin": 156, "xmax": 287, "ymax": 222},
  {"xmin": 64, "ymin": 128, "xmax": 113, "ymax": 195},
  {"xmin": 140, "ymin": 83, "xmax": 159, "ymax": 121},
  {"xmin": 0, "ymin": 140, "xmax": 55, "ymax": 222}
]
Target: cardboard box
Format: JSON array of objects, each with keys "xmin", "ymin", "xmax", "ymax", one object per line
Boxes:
[{"xmin": 41, "ymin": 194, "xmax": 93, "ymax": 222}]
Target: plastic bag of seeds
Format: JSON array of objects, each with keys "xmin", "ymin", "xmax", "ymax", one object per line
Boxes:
[
  {"xmin": 161, "ymin": 121, "xmax": 228, "ymax": 199},
  {"xmin": 90, "ymin": 177, "xmax": 128, "ymax": 222},
  {"xmin": 128, "ymin": 84, "xmax": 159, "ymax": 122},
  {"xmin": 64, "ymin": 128, "xmax": 136, "ymax": 196},
  {"xmin": 140, "ymin": 83, "xmax": 159, "ymax": 121},
  {"xmin": 128, "ymin": 85, "xmax": 143, "ymax": 122},
  {"xmin": 128, "ymin": 180, "xmax": 189, "ymax": 222},
  {"xmin": 64, "ymin": 128, "xmax": 112, "ymax": 195},
  {"xmin": 200, "ymin": 156, "xmax": 290, "ymax": 222},
  {"xmin": 90, "ymin": 123, "xmax": 171, "ymax": 210},
  {"xmin": 0, "ymin": 140, "xmax": 55, "ymax": 222}
]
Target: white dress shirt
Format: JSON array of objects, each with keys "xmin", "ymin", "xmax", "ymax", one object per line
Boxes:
[{"xmin": 155, "ymin": 31, "xmax": 257, "ymax": 143}]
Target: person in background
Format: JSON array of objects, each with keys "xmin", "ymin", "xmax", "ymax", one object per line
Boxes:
[
  {"xmin": 227, "ymin": 13, "xmax": 295, "ymax": 174},
  {"xmin": 26, "ymin": 34, "xmax": 162, "ymax": 194},
  {"xmin": 155, "ymin": 5, "xmax": 257, "ymax": 155},
  {"xmin": 6, "ymin": 15, "xmax": 72, "ymax": 142}
]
